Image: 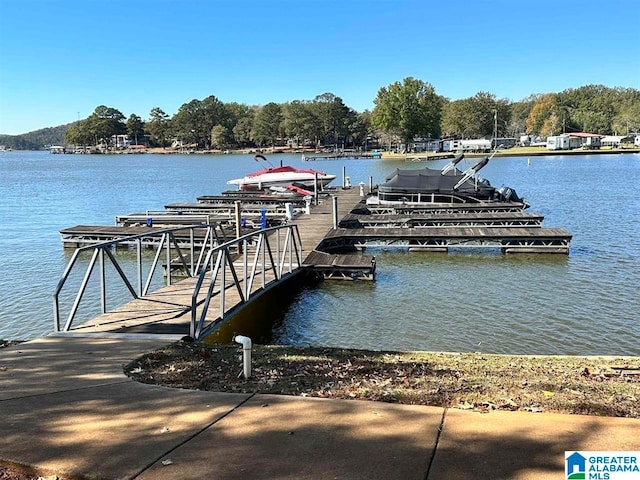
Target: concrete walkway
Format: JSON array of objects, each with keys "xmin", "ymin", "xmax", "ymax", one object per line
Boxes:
[{"xmin": 1, "ymin": 336, "xmax": 638, "ymax": 480}]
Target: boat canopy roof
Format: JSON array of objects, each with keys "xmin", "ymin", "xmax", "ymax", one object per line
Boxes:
[{"xmin": 379, "ymin": 166, "xmax": 494, "ymax": 197}]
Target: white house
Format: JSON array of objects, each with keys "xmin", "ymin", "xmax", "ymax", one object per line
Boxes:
[
  {"xmin": 600, "ymin": 135, "xmax": 634, "ymax": 148},
  {"xmin": 546, "ymin": 135, "xmax": 573, "ymax": 150},
  {"xmin": 443, "ymin": 138, "xmax": 492, "ymax": 153},
  {"xmin": 111, "ymin": 134, "xmax": 130, "ymax": 148},
  {"xmin": 547, "ymin": 133, "xmax": 602, "ymax": 150}
]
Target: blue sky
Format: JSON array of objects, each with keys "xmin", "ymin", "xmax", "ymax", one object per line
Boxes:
[{"xmin": 1, "ymin": 0, "xmax": 638, "ymax": 135}]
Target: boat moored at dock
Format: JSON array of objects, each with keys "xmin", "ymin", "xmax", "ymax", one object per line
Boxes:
[
  {"xmin": 227, "ymin": 155, "xmax": 336, "ymax": 191},
  {"xmin": 369, "ymin": 153, "xmax": 527, "ymax": 207}
]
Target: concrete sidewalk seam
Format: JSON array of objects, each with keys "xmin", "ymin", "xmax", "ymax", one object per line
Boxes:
[
  {"xmin": 424, "ymin": 407, "xmax": 447, "ymax": 480},
  {"xmin": 0, "ymin": 379, "xmax": 132, "ymax": 402},
  {"xmin": 129, "ymin": 392, "xmax": 258, "ymax": 479}
]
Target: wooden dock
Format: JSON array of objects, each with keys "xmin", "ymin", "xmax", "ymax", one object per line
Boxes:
[
  {"xmin": 323, "ymin": 197, "xmax": 571, "ymax": 253},
  {"xmin": 59, "ymin": 224, "xmax": 240, "ymax": 248},
  {"xmin": 358, "ymin": 202, "xmax": 529, "ymax": 215},
  {"xmin": 302, "ymin": 152, "xmax": 382, "ymax": 161},
  {"xmin": 196, "ymin": 194, "xmax": 309, "ymax": 206},
  {"xmin": 302, "ymin": 251, "xmax": 376, "ymax": 280},
  {"xmin": 339, "ymin": 211, "xmax": 545, "ymax": 228},
  {"xmin": 294, "ymin": 188, "xmax": 378, "ymax": 280},
  {"xmin": 55, "ymin": 187, "xmax": 572, "ymax": 340},
  {"xmin": 318, "ymin": 225, "xmax": 572, "ymax": 254},
  {"xmin": 55, "ymin": 188, "xmax": 375, "ymax": 339}
]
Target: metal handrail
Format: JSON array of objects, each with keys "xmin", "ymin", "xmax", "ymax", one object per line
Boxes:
[
  {"xmin": 191, "ymin": 224, "xmax": 303, "ymax": 339},
  {"xmin": 53, "ymin": 224, "xmax": 219, "ymax": 332}
]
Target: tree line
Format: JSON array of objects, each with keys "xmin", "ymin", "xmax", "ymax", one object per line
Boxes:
[{"xmin": 2, "ymin": 80, "xmax": 639, "ymax": 151}]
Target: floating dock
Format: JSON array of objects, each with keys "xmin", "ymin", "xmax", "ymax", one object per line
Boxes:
[
  {"xmin": 339, "ymin": 211, "xmax": 545, "ymax": 228},
  {"xmin": 319, "ymin": 198, "xmax": 571, "ymax": 254},
  {"xmin": 302, "ymin": 250, "xmax": 376, "ymax": 280},
  {"xmin": 359, "ymin": 202, "xmax": 529, "ymax": 215},
  {"xmin": 59, "ymin": 224, "xmax": 239, "ymax": 248},
  {"xmin": 319, "ymin": 225, "xmax": 571, "ymax": 254},
  {"xmin": 302, "ymin": 152, "xmax": 382, "ymax": 161},
  {"xmin": 54, "ymin": 186, "xmax": 571, "ymax": 339}
]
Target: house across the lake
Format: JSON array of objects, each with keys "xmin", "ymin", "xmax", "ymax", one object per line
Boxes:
[{"xmin": 546, "ymin": 132, "xmax": 602, "ymax": 150}]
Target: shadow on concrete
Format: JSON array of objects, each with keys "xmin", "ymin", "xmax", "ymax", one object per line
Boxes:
[
  {"xmin": 136, "ymin": 393, "xmax": 443, "ymax": 480},
  {"xmin": 2, "ymin": 338, "xmax": 639, "ymax": 480},
  {"xmin": 0, "ymin": 336, "xmax": 170, "ymax": 399},
  {"xmin": 428, "ymin": 408, "xmax": 640, "ymax": 480}
]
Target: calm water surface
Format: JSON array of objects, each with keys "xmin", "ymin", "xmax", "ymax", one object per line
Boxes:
[{"xmin": 1, "ymin": 151, "xmax": 638, "ymax": 355}]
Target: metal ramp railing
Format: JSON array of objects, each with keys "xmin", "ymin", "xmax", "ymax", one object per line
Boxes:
[
  {"xmin": 52, "ymin": 223, "xmax": 303, "ymax": 338},
  {"xmin": 191, "ymin": 224, "xmax": 303, "ymax": 339},
  {"xmin": 53, "ymin": 224, "xmax": 224, "ymax": 332}
]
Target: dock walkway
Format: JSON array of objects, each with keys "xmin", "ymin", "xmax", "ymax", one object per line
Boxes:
[
  {"xmin": 57, "ymin": 188, "xmax": 371, "ymax": 338},
  {"xmin": 56, "ymin": 188, "xmax": 571, "ymax": 339}
]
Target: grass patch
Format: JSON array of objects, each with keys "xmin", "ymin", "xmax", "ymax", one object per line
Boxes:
[{"xmin": 124, "ymin": 341, "xmax": 640, "ymax": 418}]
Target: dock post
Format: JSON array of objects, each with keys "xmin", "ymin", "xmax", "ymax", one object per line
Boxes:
[
  {"xmin": 314, "ymin": 172, "xmax": 318, "ymax": 205},
  {"xmin": 369, "ymin": 175, "xmax": 373, "ymax": 194},
  {"xmin": 342, "ymin": 166, "xmax": 347, "ymax": 189},
  {"xmin": 332, "ymin": 195, "xmax": 338, "ymax": 229},
  {"xmin": 235, "ymin": 201, "xmax": 242, "ymax": 253}
]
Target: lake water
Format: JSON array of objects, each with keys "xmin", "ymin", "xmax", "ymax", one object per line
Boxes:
[{"xmin": 1, "ymin": 150, "xmax": 638, "ymax": 355}]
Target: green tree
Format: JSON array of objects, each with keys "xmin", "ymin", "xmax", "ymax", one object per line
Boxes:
[
  {"xmin": 441, "ymin": 92, "xmax": 510, "ymax": 139},
  {"xmin": 85, "ymin": 105, "xmax": 126, "ymax": 145},
  {"xmin": 200, "ymin": 95, "xmax": 226, "ymax": 148},
  {"xmin": 441, "ymin": 99, "xmax": 473, "ymax": 138},
  {"xmin": 282, "ymin": 100, "xmax": 317, "ymax": 148},
  {"xmin": 508, "ymin": 97, "xmax": 536, "ymax": 138},
  {"xmin": 126, "ymin": 114, "xmax": 145, "ymax": 145},
  {"xmin": 146, "ymin": 107, "xmax": 171, "ymax": 147},
  {"xmin": 252, "ymin": 103, "xmax": 283, "ymax": 146},
  {"xmin": 233, "ymin": 106, "xmax": 257, "ymax": 147},
  {"xmin": 372, "ymin": 77, "xmax": 443, "ymax": 150},
  {"xmin": 347, "ymin": 110, "xmax": 373, "ymax": 150},
  {"xmin": 556, "ymin": 85, "xmax": 627, "ymax": 134},
  {"xmin": 526, "ymin": 94, "xmax": 561, "ymax": 136},
  {"xmin": 65, "ymin": 119, "xmax": 93, "ymax": 146},
  {"xmin": 172, "ymin": 96, "xmax": 226, "ymax": 149},
  {"xmin": 311, "ymin": 93, "xmax": 353, "ymax": 148},
  {"xmin": 210, "ymin": 125, "xmax": 232, "ymax": 150}
]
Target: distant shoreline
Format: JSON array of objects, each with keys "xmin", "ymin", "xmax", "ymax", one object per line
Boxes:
[
  {"xmin": 382, "ymin": 147, "xmax": 640, "ymax": 160},
  {"xmin": 25, "ymin": 145, "xmax": 640, "ymax": 157},
  {"xmin": 138, "ymin": 146, "xmax": 640, "ymax": 158}
]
